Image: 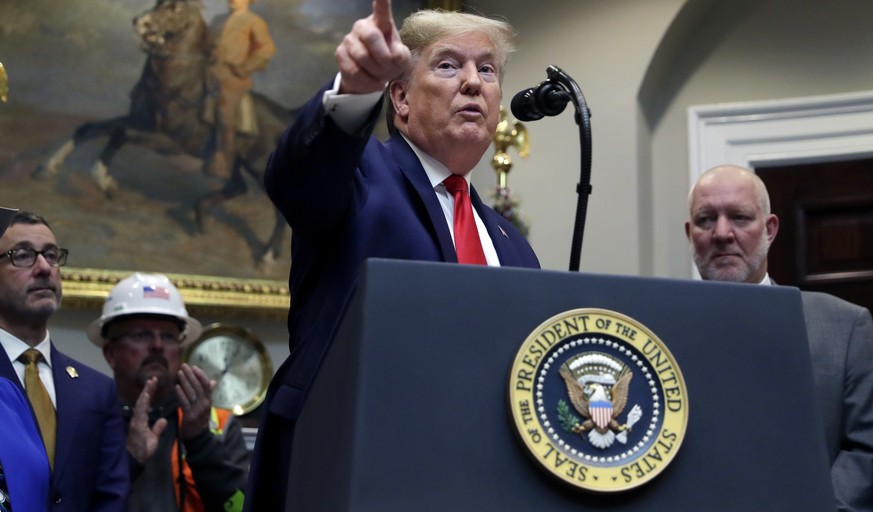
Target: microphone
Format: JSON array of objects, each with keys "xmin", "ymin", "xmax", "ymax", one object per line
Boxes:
[{"xmin": 510, "ymin": 80, "xmax": 571, "ymax": 121}]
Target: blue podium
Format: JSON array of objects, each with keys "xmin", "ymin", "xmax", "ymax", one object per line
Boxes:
[{"xmin": 288, "ymin": 259, "xmax": 834, "ymax": 511}]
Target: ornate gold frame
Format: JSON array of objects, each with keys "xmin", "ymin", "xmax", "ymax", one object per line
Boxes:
[{"xmin": 62, "ymin": 268, "xmax": 290, "ymax": 320}]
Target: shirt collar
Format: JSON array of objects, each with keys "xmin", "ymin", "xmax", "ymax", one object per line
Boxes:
[
  {"xmin": 0, "ymin": 328, "xmax": 53, "ymax": 367},
  {"xmin": 399, "ymin": 133, "xmax": 470, "ymax": 190}
]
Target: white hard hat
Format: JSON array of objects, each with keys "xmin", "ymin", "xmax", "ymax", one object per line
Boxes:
[{"xmin": 87, "ymin": 272, "xmax": 202, "ymax": 347}]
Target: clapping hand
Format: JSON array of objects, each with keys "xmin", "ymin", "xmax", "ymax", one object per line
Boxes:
[
  {"xmin": 127, "ymin": 376, "xmax": 167, "ymax": 464},
  {"xmin": 176, "ymin": 363, "xmax": 217, "ymax": 440}
]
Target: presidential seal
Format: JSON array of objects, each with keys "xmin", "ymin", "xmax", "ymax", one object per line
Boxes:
[{"xmin": 508, "ymin": 309, "xmax": 688, "ymax": 492}]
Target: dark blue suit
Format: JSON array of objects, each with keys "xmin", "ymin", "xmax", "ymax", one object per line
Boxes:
[
  {"xmin": 0, "ymin": 345, "xmax": 129, "ymax": 511},
  {"xmin": 244, "ymin": 87, "xmax": 540, "ymax": 511}
]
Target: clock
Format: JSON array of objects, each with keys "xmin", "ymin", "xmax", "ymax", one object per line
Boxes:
[{"xmin": 183, "ymin": 323, "xmax": 273, "ymax": 416}]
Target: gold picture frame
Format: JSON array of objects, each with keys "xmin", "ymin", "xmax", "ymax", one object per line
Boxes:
[{"xmin": 62, "ymin": 268, "xmax": 290, "ymax": 320}]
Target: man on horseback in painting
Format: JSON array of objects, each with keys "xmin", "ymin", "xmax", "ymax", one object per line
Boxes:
[
  {"xmin": 35, "ymin": 0, "xmax": 291, "ymax": 266},
  {"xmin": 206, "ymin": 0, "xmax": 276, "ymax": 179}
]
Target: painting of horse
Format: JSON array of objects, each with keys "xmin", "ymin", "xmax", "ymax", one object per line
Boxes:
[
  {"xmin": 0, "ymin": 0, "xmax": 426, "ymax": 286},
  {"xmin": 37, "ymin": 0, "xmax": 293, "ymax": 267}
]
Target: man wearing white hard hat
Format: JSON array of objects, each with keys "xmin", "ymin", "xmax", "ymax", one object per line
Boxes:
[
  {"xmin": 90, "ymin": 272, "xmax": 249, "ymax": 512},
  {"xmin": 0, "ymin": 211, "xmax": 129, "ymax": 511}
]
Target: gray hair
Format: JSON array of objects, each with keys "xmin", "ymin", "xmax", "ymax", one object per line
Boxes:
[{"xmin": 688, "ymin": 165, "xmax": 771, "ymax": 215}]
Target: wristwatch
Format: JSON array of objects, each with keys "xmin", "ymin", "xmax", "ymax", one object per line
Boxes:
[{"xmin": 183, "ymin": 323, "xmax": 272, "ymax": 415}]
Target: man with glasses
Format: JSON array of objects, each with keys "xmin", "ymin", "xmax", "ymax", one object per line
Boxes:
[
  {"xmin": 89, "ymin": 272, "xmax": 249, "ymax": 512},
  {"xmin": 0, "ymin": 206, "xmax": 51, "ymax": 511},
  {"xmin": 0, "ymin": 211, "xmax": 129, "ymax": 511}
]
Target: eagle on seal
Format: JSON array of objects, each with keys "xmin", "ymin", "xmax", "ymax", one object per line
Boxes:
[{"xmin": 559, "ymin": 365, "xmax": 633, "ymax": 449}]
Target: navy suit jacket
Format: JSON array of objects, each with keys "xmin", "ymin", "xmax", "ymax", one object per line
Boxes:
[
  {"xmin": 0, "ymin": 344, "xmax": 129, "ymax": 511},
  {"xmin": 245, "ymin": 86, "xmax": 540, "ymax": 511}
]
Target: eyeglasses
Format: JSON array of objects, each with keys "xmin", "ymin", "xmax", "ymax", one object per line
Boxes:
[
  {"xmin": 113, "ymin": 329, "xmax": 182, "ymax": 346},
  {"xmin": 0, "ymin": 247, "xmax": 69, "ymax": 268}
]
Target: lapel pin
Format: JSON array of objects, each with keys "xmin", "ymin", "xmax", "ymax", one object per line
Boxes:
[
  {"xmin": 499, "ymin": 226, "xmax": 508, "ymax": 238},
  {"xmin": 66, "ymin": 366, "xmax": 79, "ymax": 378}
]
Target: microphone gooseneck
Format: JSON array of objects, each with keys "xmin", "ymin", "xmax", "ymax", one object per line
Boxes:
[{"xmin": 509, "ymin": 66, "xmax": 593, "ymax": 272}]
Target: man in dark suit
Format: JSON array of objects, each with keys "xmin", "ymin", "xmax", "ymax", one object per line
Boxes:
[
  {"xmin": 245, "ymin": 1, "xmax": 540, "ymax": 510},
  {"xmin": 0, "ymin": 206, "xmax": 51, "ymax": 511},
  {"xmin": 686, "ymin": 164, "xmax": 873, "ymax": 511},
  {"xmin": 0, "ymin": 212, "xmax": 128, "ymax": 511}
]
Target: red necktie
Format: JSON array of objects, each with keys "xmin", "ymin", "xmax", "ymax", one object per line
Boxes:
[{"xmin": 444, "ymin": 175, "xmax": 487, "ymax": 265}]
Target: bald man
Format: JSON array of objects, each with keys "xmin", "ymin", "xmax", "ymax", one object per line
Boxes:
[{"xmin": 686, "ymin": 164, "xmax": 873, "ymax": 510}]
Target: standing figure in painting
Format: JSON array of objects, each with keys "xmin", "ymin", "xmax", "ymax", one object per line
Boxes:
[{"xmin": 206, "ymin": 0, "xmax": 276, "ymax": 179}]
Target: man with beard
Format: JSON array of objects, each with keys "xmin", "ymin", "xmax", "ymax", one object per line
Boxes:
[
  {"xmin": 90, "ymin": 272, "xmax": 249, "ymax": 512},
  {"xmin": 686, "ymin": 164, "xmax": 873, "ymax": 510},
  {"xmin": 0, "ymin": 211, "xmax": 128, "ymax": 511}
]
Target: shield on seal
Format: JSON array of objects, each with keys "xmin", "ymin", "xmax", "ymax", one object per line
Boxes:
[{"xmin": 589, "ymin": 400, "xmax": 613, "ymax": 430}]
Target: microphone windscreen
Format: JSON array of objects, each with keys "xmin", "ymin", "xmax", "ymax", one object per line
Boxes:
[{"xmin": 510, "ymin": 87, "xmax": 543, "ymax": 122}]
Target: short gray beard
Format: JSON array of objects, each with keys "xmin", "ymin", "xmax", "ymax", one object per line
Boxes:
[{"xmin": 694, "ymin": 231, "xmax": 770, "ymax": 283}]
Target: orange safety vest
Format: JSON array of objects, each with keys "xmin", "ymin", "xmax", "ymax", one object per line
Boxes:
[{"xmin": 170, "ymin": 407, "xmax": 233, "ymax": 512}]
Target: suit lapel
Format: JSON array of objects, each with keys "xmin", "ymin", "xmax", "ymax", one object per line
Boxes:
[
  {"xmin": 470, "ymin": 186, "xmax": 520, "ymax": 266},
  {"xmin": 49, "ymin": 345, "xmax": 74, "ymax": 480},
  {"xmin": 389, "ymin": 134, "xmax": 457, "ymax": 262}
]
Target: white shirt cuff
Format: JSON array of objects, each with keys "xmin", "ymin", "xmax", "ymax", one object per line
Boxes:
[{"xmin": 322, "ymin": 73, "xmax": 386, "ymax": 134}]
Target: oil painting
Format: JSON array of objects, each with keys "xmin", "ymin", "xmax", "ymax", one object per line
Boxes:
[{"xmin": 0, "ymin": 0, "xmax": 444, "ymax": 314}]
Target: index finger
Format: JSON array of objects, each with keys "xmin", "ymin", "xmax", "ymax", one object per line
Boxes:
[
  {"xmin": 372, "ymin": 0, "xmax": 395, "ymax": 37},
  {"xmin": 133, "ymin": 378, "xmax": 157, "ymax": 421}
]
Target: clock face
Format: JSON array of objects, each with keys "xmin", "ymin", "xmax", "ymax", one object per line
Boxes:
[{"xmin": 185, "ymin": 325, "xmax": 272, "ymax": 415}]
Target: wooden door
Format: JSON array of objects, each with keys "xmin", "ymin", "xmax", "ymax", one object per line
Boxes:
[{"xmin": 756, "ymin": 158, "xmax": 873, "ymax": 314}]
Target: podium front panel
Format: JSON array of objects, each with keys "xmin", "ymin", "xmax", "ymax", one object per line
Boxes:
[{"xmin": 289, "ymin": 259, "xmax": 834, "ymax": 511}]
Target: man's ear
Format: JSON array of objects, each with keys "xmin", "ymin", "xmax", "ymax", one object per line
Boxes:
[
  {"xmin": 684, "ymin": 221, "xmax": 691, "ymax": 241},
  {"xmin": 389, "ymin": 81, "xmax": 409, "ymax": 120},
  {"xmin": 765, "ymin": 213, "xmax": 779, "ymax": 244}
]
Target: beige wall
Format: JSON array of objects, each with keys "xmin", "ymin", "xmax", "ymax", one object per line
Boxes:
[
  {"xmin": 51, "ymin": 0, "xmax": 873, "ymax": 372},
  {"xmin": 470, "ymin": 0, "xmax": 685, "ymax": 273},
  {"xmin": 469, "ymin": 0, "xmax": 873, "ymax": 277}
]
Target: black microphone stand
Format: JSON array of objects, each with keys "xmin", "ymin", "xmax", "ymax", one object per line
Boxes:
[{"xmin": 541, "ymin": 65, "xmax": 592, "ymax": 272}]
